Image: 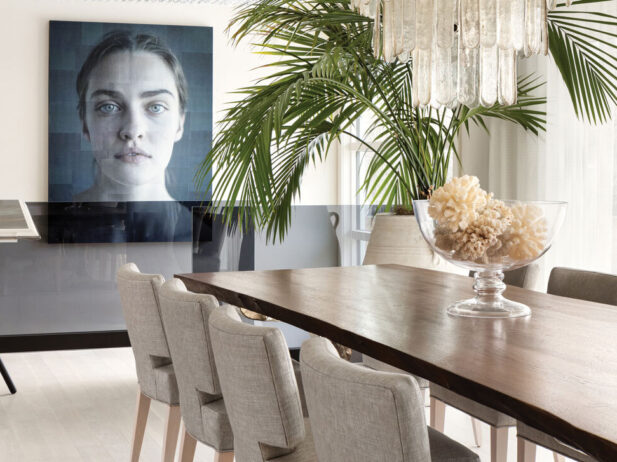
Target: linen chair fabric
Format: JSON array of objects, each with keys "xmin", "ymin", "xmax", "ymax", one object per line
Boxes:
[
  {"xmin": 515, "ymin": 267, "xmax": 616, "ymax": 462},
  {"xmin": 547, "ymin": 267, "xmax": 617, "ymax": 305},
  {"xmin": 300, "ymin": 337, "xmax": 479, "ymax": 462},
  {"xmin": 361, "ymin": 354, "xmax": 429, "ymax": 390},
  {"xmin": 116, "ymin": 263, "xmax": 180, "ymax": 462},
  {"xmin": 158, "ymin": 278, "xmax": 236, "ymax": 461},
  {"xmin": 498, "ymin": 264, "xmax": 541, "ymax": 291},
  {"xmin": 209, "ymin": 308, "xmax": 317, "ymax": 462},
  {"xmin": 117, "ymin": 263, "xmax": 178, "ymax": 404}
]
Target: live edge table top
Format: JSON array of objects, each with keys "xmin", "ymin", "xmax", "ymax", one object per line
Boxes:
[{"xmin": 177, "ymin": 264, "xmax": 617, "ymax": 461}]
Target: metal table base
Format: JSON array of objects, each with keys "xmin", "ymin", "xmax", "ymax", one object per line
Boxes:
[{"xmin": 0, "ymin": 357, "xmax": 16, "ymax": 394}]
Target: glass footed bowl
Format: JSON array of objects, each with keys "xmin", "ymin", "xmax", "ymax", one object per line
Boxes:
[{"xmin": 413, "ymin": 199, "xmax": 567, "ymax": 318}]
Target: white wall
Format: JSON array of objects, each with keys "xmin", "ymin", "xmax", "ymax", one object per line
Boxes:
[{"xmin": 0, "ymin": 0, "xmax": 338, "ymax": 204}]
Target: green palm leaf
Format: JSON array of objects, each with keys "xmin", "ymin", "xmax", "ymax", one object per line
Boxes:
[{"xmin": 548, "ymin": 0, "xmax": 617, "ymax": 123}]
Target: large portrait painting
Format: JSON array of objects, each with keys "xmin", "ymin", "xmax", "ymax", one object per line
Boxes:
[{"xmin": 48, "ymin": 21, "xmax": 212, "ymax": 243}]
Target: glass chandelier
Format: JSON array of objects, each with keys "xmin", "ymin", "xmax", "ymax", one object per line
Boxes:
[{"xmin": 351, "ymin": 0, "xmax": 572, "ymax": 108}]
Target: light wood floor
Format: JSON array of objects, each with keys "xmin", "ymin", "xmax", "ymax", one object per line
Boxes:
[{"xmin": 0, "ymin": 348, "xmax": 563, "ymax": 462}]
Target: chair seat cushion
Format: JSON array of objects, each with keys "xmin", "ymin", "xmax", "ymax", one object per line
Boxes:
[
  {"xmin": 200, "ymin": 398, "xmax": 234, "ymax": 452},
  {"xmin": 428, "ymin": 427, "xmax": 480, "ymax": 462},
  {"xmin": 152, "ymin": 363, "xmax": 180, "ymax": 405},
  {"xmin": 269, "ymin": 419, "xmax": 317, "ymax": 462},
  {"xmin": 430, "ymin": 384, "xmax": 515, "ymax": 427},
  {"xmin": 517, "ymin": 422, "xmax": 596, "ymax": 462},
  {"xmin": 361, "ymin": 355, "xmax": 430, "ymax": 389}
]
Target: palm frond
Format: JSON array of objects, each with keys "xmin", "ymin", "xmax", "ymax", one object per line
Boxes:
[
  {"xmin": 548, "ymin": 0, "xmax": 617, "ymax": 123},
  {"xmin": 197, "ymin": 0, "xmax": 550, "ymax": 242}
]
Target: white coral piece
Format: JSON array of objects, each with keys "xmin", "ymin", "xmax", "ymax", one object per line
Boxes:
[
  {"xmin": 434, "ymin": 201, "xmax": 511, "ymax": 261},
  {"xmin": 449, "ymin": 215, "xmax": 502, "ymax": 261},
  {"xmin": 429, "ymin": 178, "xmax": 547, "ymax": 263},
  {"xmin": 501, "ymin": 203, "xmax": 548, "ymax": 260},
  {"xmin": 429, "ymin": 175, "xmax": 489, "ymax": 232}
]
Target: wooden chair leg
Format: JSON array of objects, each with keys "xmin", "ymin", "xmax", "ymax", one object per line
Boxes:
[
  {"xmin": 179, "ymin": 425, "xmax": 198, "ymax": 462},
  {"xmin": 517, "ymin": 437, "xmax": 536, "ymax": 462},
  {"xmin": 429, "ymin": 397, "xmax": 446, "ymax": 432},
  {"xmin": 214, "ymin": 451, "xmax": 235, "ymax": 462},
  {"xmin": 553, "ymin": 453, "xmax": 565, "ymax": 462},
  {"xmin": 161, "ymin": 405, "xmax": 182, "ymax": 462},
  {"xmin": 490, "ymin": 426, "xmax": 508, "ymax": 462},
  {"xmin": 471, "ymin": 417, "xmax": 483, "ymax": 447},
  {"xmin": 131, "ymin": 389, "xmax": 151, "ymax": 462}
]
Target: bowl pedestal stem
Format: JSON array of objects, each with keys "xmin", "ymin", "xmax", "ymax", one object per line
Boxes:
[{"xmin": 446, "ymin": 270, "xmax": 532, "ymax": 318}]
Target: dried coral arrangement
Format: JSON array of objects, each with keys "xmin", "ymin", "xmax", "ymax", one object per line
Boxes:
[
  {"xmin": 429, "ymin": 176, "xmax": 547, "ymax": 264},
  {"xmin": 415, "ymin": 186, "xmax": 565, "ymax": 317}
]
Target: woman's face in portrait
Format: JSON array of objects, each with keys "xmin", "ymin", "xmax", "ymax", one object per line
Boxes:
[{"xmin": 83, "ymin": 50, "xmax": 185, "ymax": 189}]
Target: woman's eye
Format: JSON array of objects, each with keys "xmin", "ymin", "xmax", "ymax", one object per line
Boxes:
[
  {"xmin": 97, "ymin": 103, "xmax": 120, "ymax": 114},
  {"xmin": 148, "ymin": 104, "xmax": 167, "ymax": 114}
]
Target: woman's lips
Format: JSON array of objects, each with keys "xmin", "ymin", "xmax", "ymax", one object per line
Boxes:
[{"xmin": 114, "ymin": 151, "xmax": 152, "ymax": 164}]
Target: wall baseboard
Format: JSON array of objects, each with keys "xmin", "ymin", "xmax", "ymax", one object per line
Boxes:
[
  {"xmin": 0, "ymin": 331, "xmax": 130, "ymax": 353},
  {"xmin": 0, "ymin": 332, "xmax": 303, "ymax": 359}
]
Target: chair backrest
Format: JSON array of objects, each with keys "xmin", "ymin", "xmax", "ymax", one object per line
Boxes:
[
  {"xmin": 158, "ymin": 278, "xmax": 238, "ymax": 448},
  {"xmin": 209, "ymin": 309, "xmax": 305, "ymax": 461},
  {"xmin": 300, "ymin": 337, "xmax": 430, "ymax": 462},
  {"xmin": 116, "ymin": 263, "xmax": 170, "ymax": 399},
  {"xmin": 548, "ymin": 267, "xmax": 617, "ymax": 305},
  {"xmin": 504, "ymin": 263, "xmax": 540, "ymax": 289}
]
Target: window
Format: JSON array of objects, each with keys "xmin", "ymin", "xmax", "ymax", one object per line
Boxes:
[{"xmin": 338, "ymin": 115, "xmax": 378, "ymax": 266}]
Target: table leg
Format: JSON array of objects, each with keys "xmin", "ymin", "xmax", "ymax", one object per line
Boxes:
[{"xmin": 0, "ymin": 356, "xmax": 16, "ymax": 394}]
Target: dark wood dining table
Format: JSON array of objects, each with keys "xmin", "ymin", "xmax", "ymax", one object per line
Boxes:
[{"xmin": 177, "ymin": 264, "xmax": 617, "ymax": 461}]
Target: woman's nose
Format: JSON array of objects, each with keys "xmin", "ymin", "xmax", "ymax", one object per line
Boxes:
[{"xmin": 118, "ymin": 109, "xmax": 145, "ymax": 141}]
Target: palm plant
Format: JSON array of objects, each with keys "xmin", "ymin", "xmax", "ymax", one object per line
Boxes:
[{"xmin": 196, "ymin": 0, "xmax": 617, "ymax": 242}]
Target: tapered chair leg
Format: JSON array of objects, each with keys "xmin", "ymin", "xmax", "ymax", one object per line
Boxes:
[
  {"xmin": 131, "ymin": 390, "xmax": 152, "ymax": 462},
  {"xmin": 517, "ymin": 437, "xmax": 536, "ymax": 462},
  {"xmin": 553, "ymin": 453, "xmax": 565, "ymax": 462},
  {"xmin": 179, "ymin": 425, "xmax": 197, "ymax": 462},
  {"xmin": 471, "ymin": 417, "xmax": 483, "ymax": 447},
  {"xmin": 490, "ymin": 427, "xmax": 508, "ymax": 462},
  {"xmin": 214, "ymin": 451, "xmax": 235, "ymax": 462},
  {"xmin": 429, "ymin": 397, "xmax": 446, "ymax": 432},
  {"xmin": 161, "ymin": 404, "xmax": 181, "ymax": 462}
]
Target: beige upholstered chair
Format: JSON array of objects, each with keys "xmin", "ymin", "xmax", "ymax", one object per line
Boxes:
[
  {"xmin": 516, "ymin": 267, "xmax": 617, "ymax": 462},
  {"xmin": 209, "ymin": 308, "xmax": 317, "ymax": 462},
  {"xmin": 116, "ymin": 263, "xmax": 180, "ymax": 462},
  {"xmin": 300, "ymin": 337, "xmax": 480, "ymax": 462},
  {"xmin": 430, "ymin": 264, "xmax": 540, "ymax": 462},
  {"xmin": 158, "ymin": 279, "xmax": 236, "ymax": 462}
]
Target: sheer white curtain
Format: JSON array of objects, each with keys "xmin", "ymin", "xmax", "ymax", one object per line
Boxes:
[{"xmin": 460, "ymin": 12, "xmax": 617, "ymax": 287}]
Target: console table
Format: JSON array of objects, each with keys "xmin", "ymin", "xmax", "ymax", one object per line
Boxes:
[{"xmin": 0, "ymin": 200, "xmax": 40, "ymax": 394}]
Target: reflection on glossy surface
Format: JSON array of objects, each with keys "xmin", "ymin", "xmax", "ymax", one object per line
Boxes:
[
  {"xmin": 1, "ymin": 204, "xmax": 343, "ymax": 338},
  {"xmin": 0, "ymin": 233, "xmax": 192, "ymax": 335},
  {"xmin": 46, "ymin": 201, "xmax": 199, "ymax": 244},
  {"xmin": 0, "ymin": 203, "xmax": 243, "ymax": 335}
]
